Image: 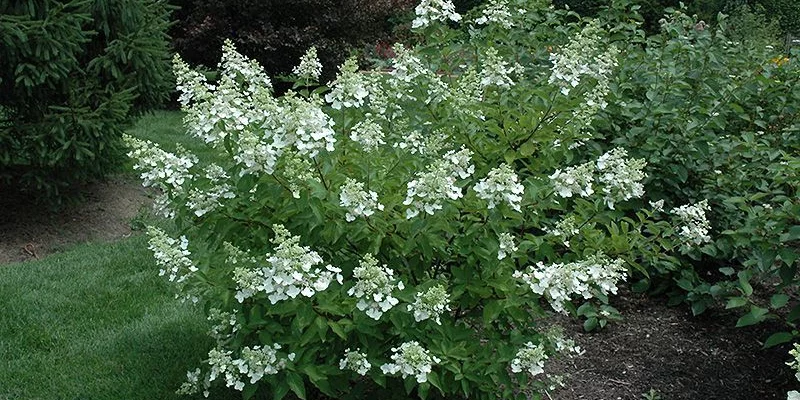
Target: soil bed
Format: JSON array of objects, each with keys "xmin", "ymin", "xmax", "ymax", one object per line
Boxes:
[
  {"xmin": 0, "ymin": 177, "xmax": 150, "ymax": 264},
  {"xmin": 548, "ymin": 290, "xmax": 795, "ymax": 400}
]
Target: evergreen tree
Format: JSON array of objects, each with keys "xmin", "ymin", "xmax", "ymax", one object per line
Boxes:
[{"xmin": 0, "ymin": 0, "xmax": 172, "ymax": 197}]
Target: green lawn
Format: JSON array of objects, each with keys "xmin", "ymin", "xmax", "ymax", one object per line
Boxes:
[{"xmin": 0, "ymin": 111, "xmax": 237, "ymax": 399}]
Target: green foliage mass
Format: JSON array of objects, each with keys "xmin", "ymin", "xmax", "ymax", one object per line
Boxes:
[
  {"xmin": 0, "ymin": 0, "xmax": 173, "ymax": 197},
  {"xmin": 597, "ymin": 2, "xmax": 800, "ymax": 336}
]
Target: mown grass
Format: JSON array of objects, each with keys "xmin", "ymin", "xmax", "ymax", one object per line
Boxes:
[{"xmin": 0, "ymin": 111, "xmax": 237, "ymax": 400}]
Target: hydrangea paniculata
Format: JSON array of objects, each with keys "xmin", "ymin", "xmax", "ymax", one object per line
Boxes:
[
  {"xmin": 339, "ymin": 178, "xmax": 385, "ymax": 222},
  {"xmin": 348, "ymin": 254, "xmax": 404, "ymax": 320},
  {"xmin": 326, "ymin": 57, "xmax": 370, "ymax": 109},
  {"xmin": 549, "ymin": 162, "xmax": 594, "ymax": 198},
  {"xmin": 596, "ymin": 148, "xmax": 647, "ymax": 209},
  {"xmin": 404, "ymin": 147, "xmax": 474, "ymax": 218},
  {"xmin": 148, "ymin": 226, "xmax": 197, "ymax": 284},
  {"xmin": 381, "ymin": 341, "xmax": 441, "ymax": 383},
  {"xmin": 510, "ymin": 342, "xmax": 548, "ymax": 376},
  {"xmin": 474, "ymin": 0, "xmax": 514, "ymax": 29},
  {"xmin": 232, "ymin": 225, "xmax": 343, "ymax": 304},
  {"xmin": 408, "ymin": 284, "xmax": 451, "ymax": 324},
  {"xmin": 497, "ymin": 232, "xmax": 518, "ymax": 260},
  {"xmin": 474, "ymin": 163, "xmax": 524, "ymax": 211},
  {"xmin": 412, "ymin": 0, "xmax": 461, "ymax": 29},
  {"xmin": 514, "ymin": 252, "xmax": 627, "ymax": 314},
  {"xmin": 670, "ymin": 199, "xmax": 712, "ymax": 246},
  {"xmin": 292, "ymin": 46, "xmax": 323, "ymax": 82},
  {"xmin": 340, "ymin": 349, "xmax": 372, "ymax": 376}
]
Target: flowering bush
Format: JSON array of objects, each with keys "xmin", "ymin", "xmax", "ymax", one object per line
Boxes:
[
  {"xmin": 128, "ymin": 1, "xmax": 693, "ymax": 398},
  {"xmin": 597, "ymin": 4, "xmax": 800, "ymax": 331}
]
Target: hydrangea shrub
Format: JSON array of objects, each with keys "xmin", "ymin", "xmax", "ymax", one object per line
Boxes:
[{"xmin": 128, "ymin": 1, "xmax": 693, "ymax": 398}]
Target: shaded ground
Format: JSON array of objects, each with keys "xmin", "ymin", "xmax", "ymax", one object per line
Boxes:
[
  {"xmin": 548, "ymin": 290, "xmax": 795, "ymax": 400},
  {"xmin": 0, "ymin": 178, "xmax": 150, "ymax": 264},
  {"xmin": 1, "ymin": 179, "xmax": 797, "ymax": 399}
]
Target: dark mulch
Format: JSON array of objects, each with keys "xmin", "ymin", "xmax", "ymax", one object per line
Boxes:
[{"xmin": 547, "ymin": 290, "xmax": 796, "ymax": 400}]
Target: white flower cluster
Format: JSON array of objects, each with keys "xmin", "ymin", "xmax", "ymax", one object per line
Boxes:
[
  {"xmin": 475, "ymin": 0, "xmax": 514, "ymax": 29},
  {"xmin": 381, "ymin": 341, "xmax": 441, "ymax": 383},
  {"xmin": 549, "ymin": 22, "xmax": 619, "ymax": 95},
  {"xmin": 480, "ymin": 47, "xmax": 523, "ymax": 89},
  {"xmin": 187, "ymin": 164, "xmax": 236, "ymax": 217},
  {"xmin": 550, "ymin": 148, "xmax": 646, "ymax": 209},
  {"xmin": 232, "ymin": 225, "xmax": 342, "ymax": 304},
  {"xmin": 207, "ymin": 307, "xmax": 239, "ymax": 344},
  {"xmin": 549, "ymin": 162, "xmax": 594, "ymax": 198},
  {"xmin": 497, "ymin": 232, "xmax": 518, "ymax": 260},
  {"xmin": 283, "ymin": 93, "xmax": 336, "ymax": 157},
  {"xmin": 219, "ymin": 39, "xmax": 273, "ymax": 99},
  {"xmin": 451, "ymin": 67, "xmax": 485, "ymax": 120},
  {"xmin": 510, "ymin": 342, "xmax": 548, "ymax": 376},
  {"xmin": 176, "ymin": 41, "xmax": 273, "ymax": 147},
  {"xmin": 670, "ymin": 199, "xmax": 712, "ymax": 246},
  {"xmin": 292, "ymin": 47, "xmax": 323, "ymax": 82},
  {"xmin": 176, "ymin": 368, "xmax": 209, "ymax": 396},
  {"xmin": 596, "ymin": 148, "xmax": 647, "ymax": 209},
  {"xmin": 408, "ymin": 284, "xmax": 451, "ymax": 324},
  {"xmin": 339, "ymin": 178, "xmax": 384, "ymax": 222},
  {"xmin": 349, "ymin": 119, "xmax": 386, "ymax": 152},
  {"xmin": 412, "ymin": 0, "xmax": 461, "ymax": 29},
  {"xmin": 474, "ymin": 163, "xmax": 524, "ymax": 211},
  {"xmin": 206, "ymin": 344, "xmax": 294, "ymax": 392},
  {"xmin": 280, "ymin": 152, "xmax": 321, "ymax": 199},
  {"xmin": 125, "ymin": 135, "xmax": 196, "ymax": 193},
  {"xmin": 234, "ymin": 131, "xmax": 280, "ymax": 176},
  {"xmin": 547, "ymin": 215, "xmax": 579, "ymax": 247},
  {"xmin": 147, "ymin": 226, "xmax": 197, "ymax": 284},
  {"xmin": 391, "ymin": 45, "xmax": 428, "ymax": 83},
  {"xmin": 479, "ymin": 48, "xmax": 519, "ymax": 89},
  {"xmin": 513, "ymin": 253, "xmax": 627, "ymax": 314},
  {"xmin": 348, "ymin": 254, "xmax": 404, "ymax": 320},
  {"xmin": 548, "ymin": 328, "xmax": 583, "ymax": 356},
  {"xmin": 393, "ymin": 127, "xmax": 448, "ymax": 156},
  {"xmin": 340, "ymin": 348, "xmax": 372, "ymax": 376},
  {"xmin": 173, "ymin": 41, "xmax": 340, "ymax": 187},
  {"xmin": 326, "ymin": 57, "xmax": 370, "ymax": 109},
  {"xmin": 404, "ymin": 147, "xmax": 474, "ymax": 219}
]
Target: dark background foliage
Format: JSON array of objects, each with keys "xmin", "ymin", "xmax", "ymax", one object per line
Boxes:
[{"xmin": 168, "ymin": 0, "xmax": 415, "ymax": 86}]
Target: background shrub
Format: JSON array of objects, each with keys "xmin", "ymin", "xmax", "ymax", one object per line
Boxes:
[
  {"xmin": 597, "ymin": 5, "xmax": 800, "ymax": 331},
  {"xmin": 0, "ymin": 0, "xmax": 173, "ymax": 197}
]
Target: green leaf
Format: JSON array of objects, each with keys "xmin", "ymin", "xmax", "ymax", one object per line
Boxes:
[
  {"xmin": 482, "ymin": 300, "xmax": 503, "ymax": 324},
  {"xmin": 771, "ymin": 294, "xmax": 790, "ymax": 309},
  {"xmin": 738, "ymin": 272, "xmax": 753, "ymax": 296},
  {"xmin": 763, "ymin": 331, "xmax": 794, "ymax": 348},
  {"xmin": 691, "ymin": 301, "xmax": 707, "ymax": 316},
  {"xmin": 272, "ymin": 382, "xmax": 290, "ymax": 400},
  {"xmin": 287, "ymin": 372, "xmax": 307, "ymax": 400},
  {"xmin": 736, "ymin": 306, "xmax": 768, "ymax": 327},
  {"xmin": 782, "ymin": 226, "xmax": 800, "ymax": 242},
  {"xmin": 243, "ymin": 383, "xmax": 258, "ymax": 400},
  {"xmin": 718, "ymin": 267, "xmax": 735, "ymax": 276},
  {"xmin": 725, "ymin": 297, "xmax": 748, "ymax": 309},
  {"xmin": 519, "ymin": 140, "xmax": 536, "ymax": 157},
  {"xmin": 583, "ymin": 317, "xmax": 598, "ymax": 332},
  {"xmin": 328, "ymin": 320, "xmax": 347, "ymax": 340}
]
